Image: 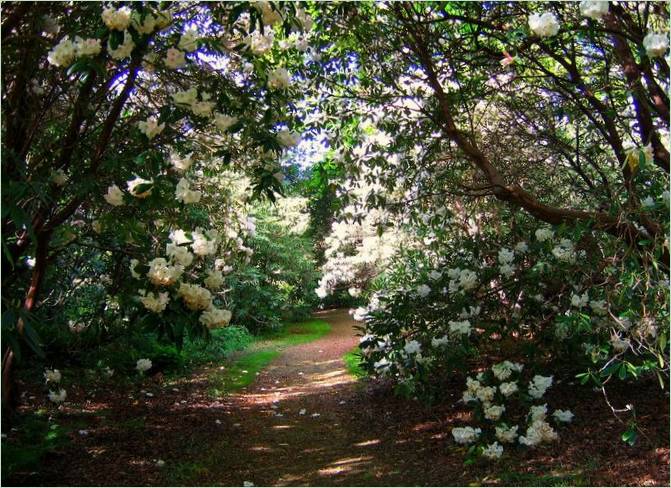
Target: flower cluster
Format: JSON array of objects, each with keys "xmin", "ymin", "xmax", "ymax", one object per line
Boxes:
[{"xmin": 454, "ymin": 361, "xmax": 572, "ymax": 460}]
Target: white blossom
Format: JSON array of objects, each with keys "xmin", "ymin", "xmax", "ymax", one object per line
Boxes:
[
  {"xmin": 451, "ymin": 426, "xmax": 481, "ymax": 444},
  {"xmin": 104, "ymin": 184, "xmax": 124, "ymax": 206},
  {"xmin": 528, "ymin": 375, "xmax": 553, "ymax": 399},
  {"xmin": 199, "ymin": 306, "xmax": 232, "ymax": 329},
  {"xmin": 482, "ymin": 441, "xmax": 504, "ymax": 459},
  {"xmin": 171, "ymin": 152, "xmax": 194, "ymax": 172},
  {"xmin": 107, "ymin": 31, "xmax": 135, "ymax": 60},
  {"xmin": 268, "ymin": 67, "xmax": 290, "ymax": 90},
  {"xmin": 178, "ymin": 26, "xmax": 199, "ymax": 52},
  {"xmin": 48, "ymin": 389, "xmax": 67, "ymax": 403},
  {"xmin": 165, "ymin": 47, "xmax": 186, "ymax": 69},
  {"xmin": 528, "ymin": 12, "xmax": 560, "ymax": 38},
  {"xmin": 552, "ymin": 409, "xmax": 574, "ymax": 423},
  {"xmin": 126, "ymin": 176, "xmax": 153, "ymax": 198},
  {"xmin": 136, "ymin": 358, "xmax": 152, "ymax": 373},
  {"xmin": 579, "ymin": 1, "xmax": 609, "ymax": 20},
  {"xmin": 102, "ymin": 6, "xmax": 132, "ymax": 31},
  {"xmin": 175, "ymin": 178, "xmax": 202, "ymax": 204},
  {"xmin": 138, "ymin": 116, "xmax": 165, "ymax": 140},
  {"xmin": 643, "ymin": 32, "xmax": 669, "ymax": 58},
  {"xmin": 214, "ymin": 113, "xmax": 238, "ymax": 132},
  {"xmin": 44, "ymin": 368, "xmax": 62, "ymax": 383},
  {"xmin": 47, "ymin": 37, "xmax": 76, "ymax": 67},
  {"xmin": 138, "ymin": 290, "xmax": 170, "ymax": 313}
]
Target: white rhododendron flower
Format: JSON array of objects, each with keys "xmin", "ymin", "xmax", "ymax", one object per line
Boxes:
[
  {"xmin": 247, "ymin": 30, "xmax": 274, "ymax": 55},
  {"xmin": 191, "ymin": 229, "xmax": 217, "ymax": 256},
  {"xmin": 348, "ymin": 287, "xmax": 361, "ymax": 297},
  {"xmin": 476, "ymin": 385, "xmax": 496, "ymax": 403},
  {"xmin": 416, "ymin": 284, "xmax": 431, "ymax": 297},
  {"xmin": 641, "ymin": 196, "xmax": 655, "ymax": 208},
  {"xmin": 131, "ymin": 12, "xmax": 156, "ymax": 35},
  {"xmin": 484, "ymin": 404, "xmax": 505, "ymax": 421},
  {"xmin": 451, "ymin": 426, "xmax": 481, "ymax": 444},
  {"xmin": 528, "ymin": 12, "xmax": 560, "ymax": 38},
  {"xmin": 448, "ymin": 319, "xmax": 471, "ymax": 335},
  {"xmin": 147, "ymin": 257, "xmax": 183, "ymax": 286},
  {"xmin": 579, "ymin": 1, "xmax": 609, "ymax": 20},
  {"xmin": 528, "ymin": 375, "xmax": 553, "ymax": 399},
  {"xmin": 373, "ymin": 357, "xmax": 391, "ymax": 371},
  {"xmin": 643, "ymin": 32, "xmax": 669, "ymax": 58},
  {"xmin": 514, "ymin": 241, "xmax": 528, "ymax": 253},
  {"xmin": 165, "ymin": 47, "xmax": 186, "ymax": 69},
  {"xmin": 535, "ymin": 227, "xmax": 554, "ymax": 242},
  {"xmin": 102, "ymin": 6, "xmax": 132, "ymax": 31},
  {"xmin": 129, "ymin": 259, "xmax": 141, "ymax": 279},
  {"xmin": 520, "ymin": 420, "xmax": 558, "ymax": 446},
  {"xmin": 204, "ymin": 269, "xmax": 225, "ymax": 290},
  {"xmin": 166, "ymin": 243, "xmax": 194, "ymax": 268},
  {"xmin": 199, "ymin": 306, "xmax": 232, "ymax": 329},
  {"xmin": 277, "ymin": 129, "xmax": 300, "ymax": 147},
  {"xmin": 529, "ymin": 404, "xmax": 547, "ymax": 422},
  {"xmin": 74, "ymin": 36, "xmax": 102, "ymax": 57},
  {"xmin": 268, "ymin": 67, "xmax": 290, "ymax": 90},
  {"xmin": 137, "ymin": 116, "xmax": 165, "ymax": 140},
  {"xmin": 177, "ymin": 282, "xmax": 212, "ymax": 310},
  {"xmin": 138, "ymin": 290, "xmax": 170, "ymax": 313},
  {"xmin": 175, "ymin": 178, "xmax": 202, "ymax": 204},
  {"xmin": 458, "ymin": 269, "xmax": 478, "ymax": 291},
  {"xmin": 495, "ymin": 425, "xmax": 519, "ymax": 443},
  {"xmin": 126, "ymin": 176, "xmax": 153, "ymax": 198},
  {"xmin": 404, "ymin": 340, "xmax": 421, "ymax": 355},
  {"xmin": 44, "ymin": 368, "xmax": 62, "ymax": 383},
  {"xmin": 499, "ymin": 263, "xmax": 515, "ymax": 278},
  {"xmin": 498, "ymin": 248, "xmax": 514, "ymax": 265},
  {"xmin": 431, "ymin": 335, "xmax": 449, "ymax": 348},
  {"xmin": 104, "ymin": 184, "xmax": 124, "ymax": 206},
  {"xmin": 492, "ymin": 361, "xmax": 516, "ymax": 381},
  {"xmin": 48, "ymin": 37, "xmax": 76, "ymax": 67},
  {"xmin": 499, "ymin": 381, "xmax": 518, "ymax": 397},
  {"xmin": 552, "ymin": 409, "xmax": 574, "ymax": 423},
  {"xmin": 172, "ymin": 87, "xmax": 198, "ymax": 107},
  {"xmin": 552, "ymin": 238, "xmax": 576, "ymax": 263},
  {"xmin": 136, "ymin": 358, "xmax": 152, "ymax": 373},
  {"xmin": 214, "ymin": 113, "xmax": 238, "ymax": 132},
  {"xmin": 48, "ymin": 389, "xmax": 67, "ymax": 403},
  {"xmin": 482, "ymin": 441, "xmax": 504, "ymax": 459},
  {"xmin": 171, "ymin": 152, "xmax": 194, "ymax": 172},
  {"xmin": 107, "ymin": 31, "xmax": 135, "ymax": 60},
  {"xmin": 170, "ymin": 229, "xmax": 192, "ymax": 245},
  {"xmin": 178, "ymin": 26, "xmax": 199, "ymax": 52}
]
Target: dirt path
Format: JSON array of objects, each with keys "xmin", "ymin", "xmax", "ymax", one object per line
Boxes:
[{"xmin": 9, "ymin": 309, "xmax": 668, "ymax": 487}]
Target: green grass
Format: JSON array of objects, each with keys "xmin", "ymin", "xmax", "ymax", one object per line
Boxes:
[
  {"xmin": 207, "ymin": 319, "xmax": 331, "ymax": 397},
  {"xmin": 343, "ymin": 346, "xmax": 367, "ymax": 379},
  {"xmin": 258, "ymin": 319, "xmax": 331, "ymax": 347}
]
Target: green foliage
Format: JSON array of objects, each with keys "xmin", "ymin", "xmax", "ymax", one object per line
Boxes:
[
  {"xmin": 343, "ymin": 347, "xmax": 367, "ymax": 379},
  {"xmin": 1, "ymin": 412, "xmax": 70, "ymax": 482}
]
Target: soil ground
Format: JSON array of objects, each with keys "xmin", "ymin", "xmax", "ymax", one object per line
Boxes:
[{"xmin": 5, "ymin": 309, "xmax": 670, "ymax": 486}]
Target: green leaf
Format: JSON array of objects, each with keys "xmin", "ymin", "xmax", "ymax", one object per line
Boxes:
[{"xmin": 621, "ymin": 427, "xmax": 637, "ymax": 446}]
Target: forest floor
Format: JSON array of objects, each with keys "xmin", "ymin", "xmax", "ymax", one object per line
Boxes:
[{"xmin": 4, "ymin": 309, "xmax": 670, "ymax": 486}]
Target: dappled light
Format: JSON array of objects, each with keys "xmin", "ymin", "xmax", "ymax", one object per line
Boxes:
[{"xmin": 2, "ymin": 1, "xmax": 669, "ymax": 486}]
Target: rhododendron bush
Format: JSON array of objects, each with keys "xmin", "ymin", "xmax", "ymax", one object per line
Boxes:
[
  {"xmin": 1, "ymin": 1, "xmax": 316, "ymax": 404},
  {"xmin": 305, "ymin": 1, "xmax": 669, "ymax": 450}
]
